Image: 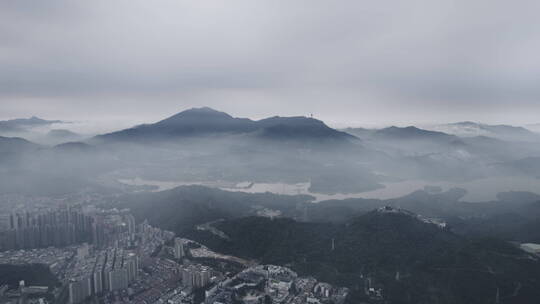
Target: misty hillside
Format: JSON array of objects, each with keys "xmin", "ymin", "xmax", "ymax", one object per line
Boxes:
[
  {"xmin": 0, "ymin": 136, "xmax": 39, "ymax": 154},
  {"xmin": 256, "ymin": 116, "xmax": 355, "ymax": 141},
  {"xmin": 1, "ymin": 108, "xmax": 540, "ymax": 197},
  {"xmin": 46, "ymin": 129, "xmax": 84, "ymax": 143},
  {"xmin": 376, "ymin": 126, "xmax": 458, "ymax": 141},
  {"xmin": 105, "ymin": 185, "xmax": 540, "ymax": 245},
  {"xmin": 92, "ymin": 108, "xmax": 540, "ymax": 185},
  {"xmin": 97, "ymin": 107, "xmax": 257, "ymax": 141},
  {"xmin": 0, "ymin": 116, "xmax": 62, "ymax": 133},
  {"xmin": 108, "ymin": 185, "xmax": 309, "ymax": 233},
  {"xmin": 0, "ymin": 116, "xmax": 82, "ymax": 146}
]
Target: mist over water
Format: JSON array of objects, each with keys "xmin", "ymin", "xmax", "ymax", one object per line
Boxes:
[{"xmin": 118, "ymin": 175, "xmax": 540, "ymax": 202}]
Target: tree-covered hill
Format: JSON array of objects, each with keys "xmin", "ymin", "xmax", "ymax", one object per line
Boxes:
[
  {"xmin": 110, "ymin": 185, "xmax": 311, "ymax": 233},
  {"xmin": 184, "ymin": 210, "xmax": 540, "ymax": 304}
]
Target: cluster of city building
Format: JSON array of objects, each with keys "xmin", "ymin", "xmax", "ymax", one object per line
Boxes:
[
  {"xmin": 1, "ymin": 205, "xmax": 350, "ymax": 304},
  {"xmin": 0, "ymin": 208, "xmax": 94, "ymax": 251},
  {"xmin": 174, "ymin": 238, "xmax": 212, "ymax": 290},
  {"xmin": 63, "ymin": 211, "xmax": 174, "ymax": 304},
  {"xmin": 0, "ymin": 206, "xmax": 175, "ymax": 304},
  {"xmin": 205, "ymin": 265, "xmax": 349, "ymax": 304},
  {"xmin": 66, "ymin": 246, "xmax": 140, "ymax": 304},
  {"xmin": 0, "ymin": 204, "xmax": 144, "ymax": 252}
]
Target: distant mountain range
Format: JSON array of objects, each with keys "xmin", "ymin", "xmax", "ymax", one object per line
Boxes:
[
  {"xmin": 2, "ymin": 108, "xmax": 540, "ymax": 197},
  {"xmin": 0, "ymin": 117, "xmax": 81, "ymax": 146},
  {"xmin": 344, "ymin": 124, "xmax": 540, "ymax": 165},
  {"xmin": 346, "ymin": 125, "xmax": 459, "ymax": 142},
  {"xmin": 0, "ymin": 116, "xmax": 62, "ymax": 133},
  {"xmin": 346, "ymin": 122, "xmax": 540, "ymax": 143},
  {"xmin": 428, "ymin": 121, "xmax": 540, "ymax": 141},
  {"xmin": 3, "ymin": 110, "xmax": 538, "ymax": 147},
  {"xmin": 95, "ymin": 107, "xmax": 356, "ymax": 144}
]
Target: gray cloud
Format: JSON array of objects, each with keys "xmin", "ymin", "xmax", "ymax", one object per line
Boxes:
[{"xmin": 1, "ymin": 0, "xmax": 540, "ymax": 128}]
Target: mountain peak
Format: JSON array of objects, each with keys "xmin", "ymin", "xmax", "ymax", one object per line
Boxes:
[
  {"xmin": 180, "ymin": 106, "xmax": 225, "ymax": 115},
  {"xmin": 157, "ymin": 107, "xmax": 235, "ymax": 124},
  {"xmin": 256, "ymin": 116, "xmax": 356, "ymax": 141},
  {"xmin": 152, "ymin": 107, "xmax": 256, "ymax": 134},
  {"xmin": 97, "ymin": 107, "xmax": 256, "ymax": 141}
]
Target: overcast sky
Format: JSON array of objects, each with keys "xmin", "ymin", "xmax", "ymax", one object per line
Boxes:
[{"xmin": 1, "ymin": 0, "xmax": 540, "ymax": 131}]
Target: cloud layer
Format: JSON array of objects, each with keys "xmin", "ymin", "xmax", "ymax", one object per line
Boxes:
[{"xmin": 1, "ymin": 0, "xmax": 539, "ymax": 127}]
